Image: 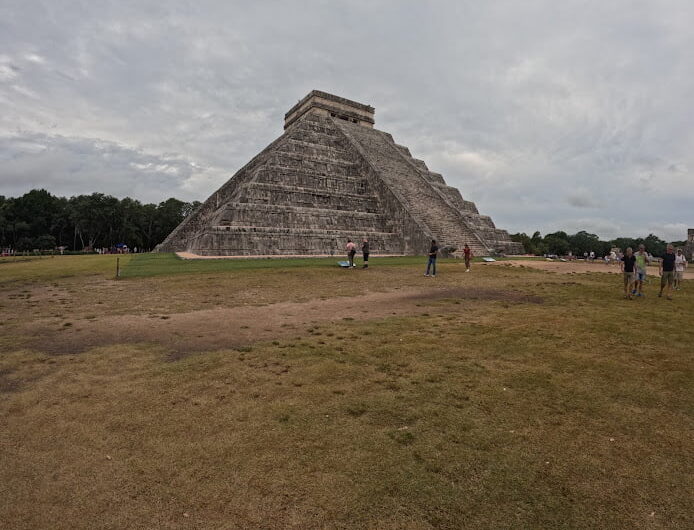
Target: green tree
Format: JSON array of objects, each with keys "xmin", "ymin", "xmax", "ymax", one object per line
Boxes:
[
  {"xmin": 16, "ymin": 236, "xmax": 35, "ymax": 251},
  {"xmin": 34, "ymin": 234, "xmax": 57, "ymax": 250},
  {"xmin": 69, "ymin": 193, "xmax": 113, "ymax": 249},
  {"xmin": 643, "ymin": 234, "xmax": 667, "ymax": 257},
  {"xmin": 152, "ymin": 198, "xmax": 194, "ymax": 248},
  {"xmin": 611, "ymin": 237, "xmax": 637, "ymax": 253},
  {"xmin": 510, "ymin": 232, "xmax": 534, "ymax": 254},
  {"xmin": 545, "ymin": 235, "xmax": 570, "ymax": 255},
  {"xmin": 567, "ymin": 231, "xmax": 602, "ymax": 257},
  {"xmin": 0, "ymin": 196, "xmax": 8, "ymax": 247}
]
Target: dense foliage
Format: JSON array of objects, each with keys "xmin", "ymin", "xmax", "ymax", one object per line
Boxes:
[
  {"xmin": 0, "ymin": 189, "xmax": 200, "ymax": 251},
  {"xmin": 1, "ymin": 189, "xmax": 682, "ymax": 256},
  {"xmin": 510, "ymin": 230, "xmax": 678, "ymax": 258}
]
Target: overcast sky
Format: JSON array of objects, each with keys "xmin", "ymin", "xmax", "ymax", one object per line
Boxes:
[{"xmin": 1, "ymin": 1, "xmax": 692, "ymax": 240}]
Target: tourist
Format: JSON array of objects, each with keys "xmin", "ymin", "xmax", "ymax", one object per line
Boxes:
[
  {"xmin": 345, "ymin": 239, "xmax": 357, "ymax": 268},
  {"xmin": 620, "ymin": 247, "xmax": 636, "ymax": 299},
  {"xmin": 424, "ymin": 240, "xmax": 438, "ymax": 277},
  {"xmin": 634, "ymin": 244, "xmax": 650, "ymax": 297},
  {"xmin": 361, "ymin": 239, "xmax": 369, "ymax": 269},
  {"xmin": 463, "ymin": 243, "xmax": 472, "ymax": 272},
  {"xmin": 589, "ymin": 250, "xmax": 595, "ymax": 262},
  {"xmin": 658, "ymin": 244, "xmax": 676, "ymax": 299},
  {"xmin": 674, "ymin": 248, "xmax": 687, "ymax": 290}
]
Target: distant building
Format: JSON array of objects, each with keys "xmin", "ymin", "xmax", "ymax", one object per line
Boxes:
[{"xmin": 685, "ymin": 228, "xmax": 694, "ymax": 261}]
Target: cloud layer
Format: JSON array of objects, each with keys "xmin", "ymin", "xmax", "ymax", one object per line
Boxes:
[{"xmin": 1, "ymin": 1, "xmax": 692, "ymax": 240}]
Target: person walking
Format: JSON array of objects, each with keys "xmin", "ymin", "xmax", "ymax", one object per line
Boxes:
[
  {"xmin": 674, "ymin": 248, "xmax": 687, "ymax": 290},
  {"xmin": 658, "ymin": 244, "xmax": 676, "ymax": 299},
  {"xmin": 634, "ymin": 244, "xmax": 650, "ymax": 297},
  {"xmin": 345, "ymin": 239, "xmax": 357, "ymax": 268},
  {"xmin": 361, "ymin": 239, "xmax": 370, "ymax": 269},
  {"xmin": 424, "ymin": 240, "xmax": 438, "ymax": 277},
  {"xmin": 620, "ymin": 247, "xmax": 637, "ymax": 299},
  {"xmin": 463, "ymin": 244, "xmax": 473, "ymax": 272}
]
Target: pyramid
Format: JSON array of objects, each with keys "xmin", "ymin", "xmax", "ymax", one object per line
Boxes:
[{"xmin": 158, "ymin": 90, "xmax": 523, "ymax": 256}]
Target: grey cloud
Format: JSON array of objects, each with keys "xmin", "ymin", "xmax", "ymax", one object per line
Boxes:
[
  {"xmin": 566, "ymin": 189, "xmax": 604, "ymax": 209},
  {"xmin": 0, "ymin": 1, "xmax": 692, "ymax": 241},
  {"xmin": 0, "ymin": 132, "xmax": 224, "ymax": 203}
]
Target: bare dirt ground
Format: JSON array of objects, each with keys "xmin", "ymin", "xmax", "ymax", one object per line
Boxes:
[
  {"xmin": 491, "ymin": 259, "xmax": 694, "ymax": 278},
  {"xmin": 27, "ymin": 285, "xmax": 542, "ymax": 357}
]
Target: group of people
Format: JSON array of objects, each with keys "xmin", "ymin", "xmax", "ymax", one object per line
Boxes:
[
  {"xmin": 343, "ymin": 238, "xmax": 473, "ymax": 277},
  {"xmin": 344, "ymin": 239, "xmax": 369, "ymax": 268},
  {"xmin": 342, "ymin": 238, "xmax": 688, "ymax": 299},
  {"xmin": 424, "ymin": 240, "xmax": 473, "ymax": 277},
  {"xmin": 620, "ymin": 244, "xmax": 688, "ymax": 300}
]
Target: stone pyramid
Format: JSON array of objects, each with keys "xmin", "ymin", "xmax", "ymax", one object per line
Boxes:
[{"xmin": 159, "ymin": 91, "xmax": 523, "ymax": 256}]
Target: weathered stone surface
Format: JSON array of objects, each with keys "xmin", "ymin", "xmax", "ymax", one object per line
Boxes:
[
  {"xmin": 158, "ymin": 91, "xmax": 523, "ymax": 256},
  {"xmin": 685, "ymin": 228, "xmax": 694, "ymax": 261}
]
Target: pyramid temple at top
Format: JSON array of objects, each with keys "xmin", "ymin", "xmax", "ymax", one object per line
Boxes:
[{"xmin": 159, "ymin": 90, "xmax": 523, "ymax": 256}]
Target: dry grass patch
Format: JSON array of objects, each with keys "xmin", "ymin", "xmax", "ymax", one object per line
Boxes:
[{"xmin": 0, "ymin": 256, "xmax": 692, "ymax": 528}]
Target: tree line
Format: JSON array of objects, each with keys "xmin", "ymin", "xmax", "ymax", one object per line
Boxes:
[
  {"xmin": 0, "ymin": 189, "xmax": 200, "ymax": 252},
  {"xmin": 510, "ymin": 230, "xmax": 685, "ymax": 259},
  {"xmin": 1, "ymin": 189, "xmax": 685, "ymax": 256}
]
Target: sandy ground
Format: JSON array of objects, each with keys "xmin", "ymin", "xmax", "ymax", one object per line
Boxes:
[
  {"xmin": 490, "ymin": 259, "xmax": 694, "ymax": 279},
  {"xmin": 28, "ymin": 286, "xmax": 541, "ymax": 357}
]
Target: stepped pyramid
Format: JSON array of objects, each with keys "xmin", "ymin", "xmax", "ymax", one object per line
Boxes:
[{"xmin": 159, "ymin": 91, "xmax": 523, "ymax": 256}]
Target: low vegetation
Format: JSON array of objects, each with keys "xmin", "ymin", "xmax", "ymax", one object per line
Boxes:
[
  {"xmin": 1, "ymin": 253, "xmax": 691, "ymax": 529},
  {"xmin": 510, "ymin": 229, "xmax": 684, "ymax": 258}
]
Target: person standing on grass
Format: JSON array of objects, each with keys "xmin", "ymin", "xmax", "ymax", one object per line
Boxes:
[
  {"xmin": 361, "ymin": 238, "xmax": 370, "ymax": 269},
  {"xmin": 345, "ymin": 239, "xmax": 357, "ymax": 268},
  {"xmin": 620, "ymin": 247, "xmax": 637, "ymax": 299},
  {"xmin": 634, "ymin": 244, "xmax": 650, "ymax": 297},
  {"xmin": 463, "ymin": 244, "xmax": 473, "ymax": 272},
  {"xmin": 424, "ymin": 240, "xmax": 438, "ymax": 277},
  {"xmin": 658, "ymin": 244, "xmax": 676, "ymax": 299},
  {"xmin": 674, "ymin": 248, "xmax": 687, "ymax": 290}
]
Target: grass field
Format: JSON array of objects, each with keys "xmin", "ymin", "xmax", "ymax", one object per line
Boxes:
[{"xmin": 1, "ymin": 253, "xmax": 692, "ymax": 529}]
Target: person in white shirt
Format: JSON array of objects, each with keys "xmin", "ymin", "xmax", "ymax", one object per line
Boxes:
[{"xmin": 674, "ymin": 249, "xmax": 687, "ymax": 290}]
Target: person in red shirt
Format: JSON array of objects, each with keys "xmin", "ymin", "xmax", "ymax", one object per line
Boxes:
[{"xmin": 463, "ymin": 244, "xmax": 473, "ymax": 272}]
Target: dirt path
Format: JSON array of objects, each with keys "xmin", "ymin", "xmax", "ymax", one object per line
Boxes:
[
  {"xmin": 490, "ymin": 259, "xmax": 694, "ymax": 279},
  {"xmin": 28, "ymin": 286, "xmax": 541, "ymax": 356}
]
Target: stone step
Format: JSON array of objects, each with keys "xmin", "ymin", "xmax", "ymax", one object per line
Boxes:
[
  {"xmin": 255, "ymin": 167, "xmax": 367, "ymax": 194},
  {"xmin": 273, "ymin": 150, "xmax": 355, "ymax": 167},
  {"xmin": 282, "ymin": 137, "xmax": 350, "ymax": 157},
  {"xmin": 238, "ymin": 182, "xmax": 380, "ymax": 212},
  {"xmin": 287, "ymin": 116, "xmax": 342, "ymax": 137},
  {"xmin": 334, "ymin": 120, "xmax": 492, "ymax": 253},
  {"xmin": 272, "ymin": 151, "xmax": 356, "ymax": 169},
  {"xmin": 211, "ymin": 226, "xmax": 399, "ymax": 236},
  {"xmin": 193, "ymin": 226, "xmax": 405, "ymax": 256},
  {"xmin": 217, "ymin": 202, "xmax": 395, "ymax": 232}
]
